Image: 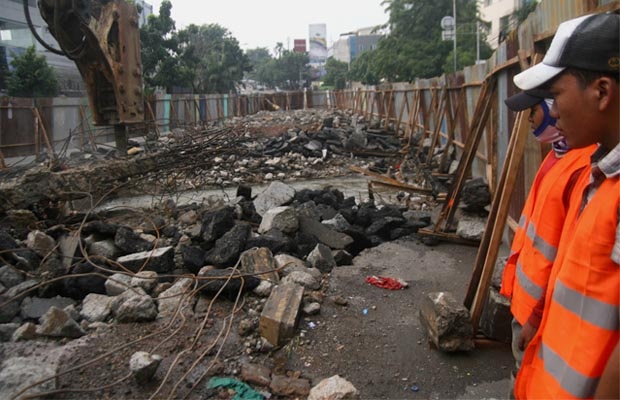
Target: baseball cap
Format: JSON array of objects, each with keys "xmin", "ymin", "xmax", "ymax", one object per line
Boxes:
[
  {"xmin": 504, "ymin": 89, "xmax": 551, "ymax": 111},
  {"xmin": 514, "ymin": 13, "xmax": 620, "ymax": 90}
]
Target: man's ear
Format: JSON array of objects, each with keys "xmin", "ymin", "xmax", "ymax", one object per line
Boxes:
[{"xmin": 594, "ymin": 76, "xmax": 616, "ymax": 111}]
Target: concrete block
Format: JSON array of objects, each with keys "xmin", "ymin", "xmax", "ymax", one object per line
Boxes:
[
  {"xmin": 479, "ymin": 287, "xmax": 512, "ymax": 343},
  {"xmin": 419, "ymin": 291, "xmax": 474, "ymax": 352},
  {"xmin": 259, "ymin": 283, "xmax": 304, "ymax": 346}
]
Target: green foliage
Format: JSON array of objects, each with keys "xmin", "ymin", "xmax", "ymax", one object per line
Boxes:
[
  {"xmin": 6, "ymin": 46, "xmax": 58, "ymax": 97},
  {"xmin": 348, "ymin": 52, "xmax": 380, "ymax": 85},
  {"xmin": 140, "ymin": 1, "xmax": 250, "ymax": 93},
  {"xmin": 177, "ymin": 24, "xmax": 251, "ymax": 93},
  {"xmin": 252, "ymin": 50, "xmax": 309, "ymax": 90},
  {"xmin": 322, "ymin": 57, "xmax": 349, "ymax": 89},
  {"xmin": 140, "ymin": 0, "xmax": 189, "ymax": 90},
  {"xmin": 349, "ymin": 0, "xmax": 493, "ymax": 84}
]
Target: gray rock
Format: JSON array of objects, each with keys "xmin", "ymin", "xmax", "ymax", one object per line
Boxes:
[
  {"xmin": 0, "ymin": 323, "xmax": 20, "ymax": 342},
  {"xmin": 253, "ymin": 280, "xmax": 274, "ymax": 297},
  {"xmin": 0, "ymin": 357, "xmax": 57, "ymax": 399},
  {"xmin": 111, "ymin": 288, "xmax": 158, "ymax": 323},
  {"xmin": 299, "ymin": 216, "xmax": 354, "ymax": 250},
  {"xmin": 456, "ymin": 214, "xmax": 487, "ymax": 241},
  {"xmin": 419, "ymin": 291, "xmax": 474, "ymax": 352},
  {"xmin": 58, "ymin": 232, "xmax": 80, "ymax": 269},
  {"xmin": 129, "ymin": 351, "xmax": 162, "ymax": 384},
  {"xmin": 258, "ymin": 206, "xmax": 299, "ymax": 234},
  {"xmin": 479, "ymin": 287, "xmax": 512, "ymax": 344},
  {"xmin": 37, "ymin": 306, "xmax": 84, "ymax": 338},
  {"xmin": 492, "ymin": 257, "xmax": 508, "ymax": 290},
  {"xmin": 332, "ymin": 249, "xmax": 353, "ymax": 266},
  {"xmin": 80, "ymin": 293, "xmax": 113, "ymax": 322},
  {"xmin": 12, "ymin": 322, "xmax": 38, "ymax": 341},
  {"xmin": 303, "ymin": 302, "xmax": 321, "ymax": 315},
  {"xmin": 307, "ymin": 244, "xmax": 337, "ymax": 273},
  {"xmin": 322, "ymin": 214, "xmax": 352, "ymax": 232},
  {"xmin": 275, "ymin": 254, "xmax": 309, "ymax": 275},
  {"xmin": 89, "ymin": 239, "xmax": 121, "ymax": 260},
  {"xmin": 114, "ymin": 226, "xmax": 152, "ymax": 254},
  {"xmin": 308, "ymin": 375, "xmax": 359, "ymax": 400},
  {"xmin": 0, "ymin": 265, "xmax": 25, "ymax": 288},
  {"xmin": 282, "ymin": 271, "xmax": 320, "ymax": 290},
  {"xmin": 157, "ymin": 278, "xmax": 194, "ymax": 318},
  {"xmin": 105, "ymin": 273, "xmax": 133, "ymax": 296},
  {"xmin": 131, "ymin": 271, "xmax": 159, "ymax": 293},
  {"xmin": 238, "ymin": 247, "xmax": 279, "ymax": 283},
  {"xmin": 25, "ymin": 230, "xmax": 56, "ymax": 257},
  {"xmin": 204, "ymin": 223, "xmax": 250, "ymax": 268},
  {"xmin": 254, "ymin": 181, "xmax": 296, "ymax": 216},
  {"xmin": 21, "ymin": 296, "xmax": 75, "ymax": 320},
  {"xmin": 200, "ymin": 206, "xmax": 236, "ymax": 244},
  {"xmin": 116, "ymin": 246, "xmax": 175, "ymax": 273}
]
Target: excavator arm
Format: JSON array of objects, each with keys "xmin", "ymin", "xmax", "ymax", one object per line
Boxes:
[{"xmin": 29, "ymin": 0, "xmax": 144, "ymax": 153}]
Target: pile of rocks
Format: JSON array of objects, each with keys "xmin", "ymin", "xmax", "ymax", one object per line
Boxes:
[{"xmin": 0, "ymin": 180, "xmax": 433, "ymax": 397}]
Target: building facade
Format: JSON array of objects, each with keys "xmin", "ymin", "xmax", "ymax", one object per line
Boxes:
[
  {"xmin": 331, "ymin": 27, "xmax": 381, "ymax": 65},
  {"xmin": 479, "ymin": 0, "xmax": 538, "ymax": 49}
]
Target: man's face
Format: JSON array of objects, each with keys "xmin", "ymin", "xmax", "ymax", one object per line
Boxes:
[
  {"xmin": 548, "ymin": 72, "xmax": 601, "ymax": 149},
  {"xmin": 528, "ymin": 104, "xmax": 544, "ymax": 132}
]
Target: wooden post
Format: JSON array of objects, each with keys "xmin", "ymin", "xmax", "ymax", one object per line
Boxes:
[
  {"xmin": 33, "ymin": 107, "xmax": 55, "ymax": 160},
  {"xmin": 395, "ymin": 90, "xmax": 409, "ymax": 137},
  {"xmin": 0, "ymin": 148, "xmax": 6, "ymax": 169},
  {"xmin": 418, "ymin": 75, "xmax": 497, "ymax": 243},
  {"xmin": 466, "ymin": 53, "xmax": 543, "ymax": 331},
  {"xmin": 466, "ymin": 104, "xmax": 530, "ymax": 330},
  {"xmin": 438, "ymin": 86, "xmax": 458, "ymax": 172},
  {"xmin": 147, "ymin": 101, "xmax": 161, "ymax": 138},
  {"xmin": 383, "ymin": 90, "xmax": 394, "ymax": 131},
  {"xmin": 425, "ymin": 86, "xmax": 448, "ymax": 166},
  {"xmin": 79, "ymin": 105, "xmax": 98, "ymax": 153}
]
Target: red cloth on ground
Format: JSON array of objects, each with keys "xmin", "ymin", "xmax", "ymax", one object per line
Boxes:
[{"xmin": 365, "ymin": 276, "xmax": 404, "ymax": 290}]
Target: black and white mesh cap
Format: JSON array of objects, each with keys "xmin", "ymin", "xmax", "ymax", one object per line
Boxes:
[{"xmin": 514, "ymin": 13, "xmax": 620, "ymax": 91}]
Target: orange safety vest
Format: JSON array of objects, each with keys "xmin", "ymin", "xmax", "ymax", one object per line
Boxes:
[
  {"xmin": 515, "ymin": 170, "xmax": 620, "ymax": 399},
  {"xmin": 500, "ymin": 146, "xmax": 594, "ymax": 325}
]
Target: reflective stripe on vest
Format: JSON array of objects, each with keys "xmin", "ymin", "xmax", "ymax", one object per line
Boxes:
[
  {"xmin": 539, "ymin": 343, "xmax": 599, "ymax": 398},
  {"xmin": 554, "ymin": 279, "xmax": 620, "ymax": 331},
  {"xmin": 501, "ymin": 147, "xmax": 594, "ymax": 326},
  {"xmin": 525, "ymin": 221, "xmax": 557, "ymax": 262},
  {"xmin": 515, "ymin": 260, "xmax": 544, "ymax": 301},
  {"xmin": 515, "ymin": 171, "xmax": 619, "ymax": 400}
]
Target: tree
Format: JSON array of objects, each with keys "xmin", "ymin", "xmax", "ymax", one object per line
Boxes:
[
  {"xmin": 252, "ymin": 50, "xmax": 310, "ymax": 90},
  {"xmin": 7, "ymin": 46, "xmax": 58, "ymax": 97},
  {"xmin": 355, "ymin": 0, "xmax": 493, "ymax": 83},
  {"xmin": 322, "ymin": 57, "xmax": 349, "ymax": 89},
  {"xmin": 348, "ymin": 51, "xmax": 380, "ymax": 85},
  {"xmin": 140, "ymin": 0, "xmax": 190, "ymax": 91},
  {"xmin": 177, "ymin": 24, "xmax": 251, "ymax": 93}
]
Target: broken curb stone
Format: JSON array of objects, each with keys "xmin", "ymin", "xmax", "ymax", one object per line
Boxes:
[{"xmin": 419, "ymin": 291, "xmax": 474, "ymax": 352}]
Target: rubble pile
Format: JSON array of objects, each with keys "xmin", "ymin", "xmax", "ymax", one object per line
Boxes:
[
  {"xmin": 0, "ymin": 109, "xmax": 411, "ymax": 214},
  {"xmin": 0, "ymin": 180, "xmax": 430, "ymax": 398}
]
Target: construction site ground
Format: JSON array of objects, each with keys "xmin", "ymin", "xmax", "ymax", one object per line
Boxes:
[{"xmin": 0, "ymin": 109, "xmax": 512, "ymax": 399}]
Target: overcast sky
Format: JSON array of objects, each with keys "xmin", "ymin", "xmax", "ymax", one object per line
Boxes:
[{"xmin": 149, "ymin": 0, "xmax": 389, "ymax": 53}]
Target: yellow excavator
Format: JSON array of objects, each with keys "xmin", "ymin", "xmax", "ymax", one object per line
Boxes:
[{"xmin": 23, "ymin": 0, "xmax": 144, "ymax": 154}]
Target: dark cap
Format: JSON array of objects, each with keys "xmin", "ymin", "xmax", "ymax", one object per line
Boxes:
[
  {"xmin": 515, "ymin": 13, "xmax": 620, "ymax": 90},
  {"xmin": 504, "ymin": 89, "xmax": 551, "ymax": 111}
]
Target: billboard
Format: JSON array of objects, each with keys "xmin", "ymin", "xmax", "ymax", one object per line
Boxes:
[
  {"xmin": 293, "ymin": 39, "xmax": 307, "ymax": 53},
  {"xmin": 309, "ymin": 24, "xmax": 327, "ymax": 64}
]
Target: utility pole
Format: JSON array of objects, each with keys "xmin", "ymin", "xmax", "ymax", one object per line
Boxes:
[{"xmin": 453, "ymin": 0, "xmax": 457, "ymax": 72}]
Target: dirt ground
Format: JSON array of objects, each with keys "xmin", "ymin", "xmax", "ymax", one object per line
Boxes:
[{"xmin": 0, "ymin": 232, "xmax": 513, "ymax": 400}]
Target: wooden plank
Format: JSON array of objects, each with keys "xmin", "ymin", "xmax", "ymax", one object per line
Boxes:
[
  {"xmin": 425, "ymin": 86, "xmax": 448, "ymax": 166},
  {"xmin": 465, "ymin": 52, "xmax": 543, "ymax": 322},
  {"xmin": 426, "ymin": 75, "xmax": 496, "ymax": 237},
  {"xmin": 349, "ymin": 165, "xmax": 431, "ymax": 193},
  {"xmin": 467, "ymin": 104, "xmax": 530, "ymax": 331}
]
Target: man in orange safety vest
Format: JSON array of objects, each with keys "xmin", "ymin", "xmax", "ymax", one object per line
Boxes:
[{"xmin": 512, "ymin": 13, "xmax": 619, "ymax": 399}]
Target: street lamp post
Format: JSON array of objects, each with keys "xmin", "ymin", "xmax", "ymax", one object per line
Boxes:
[{"xmin": 453, "ymin": 0, "xmax": 457, "ymax": 72}]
